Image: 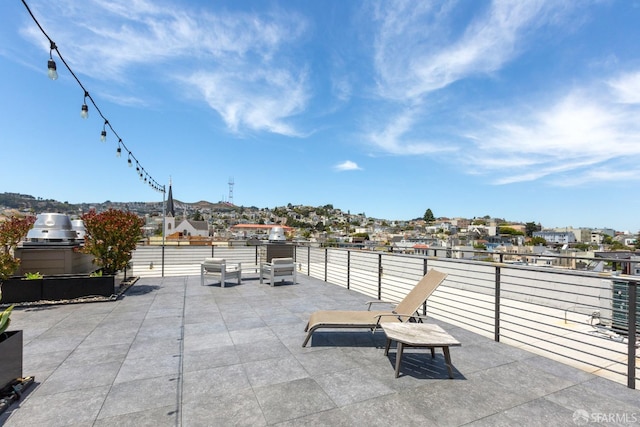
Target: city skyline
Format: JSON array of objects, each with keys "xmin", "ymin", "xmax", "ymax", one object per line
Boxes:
[{"xmin": 1, "ymin": 1, "xmax": 639, "ymax": 232}]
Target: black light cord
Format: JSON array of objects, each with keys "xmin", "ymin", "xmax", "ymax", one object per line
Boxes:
[{"xmin": 20, "ymin": 0, "xmax": 165, "ymax": 194}]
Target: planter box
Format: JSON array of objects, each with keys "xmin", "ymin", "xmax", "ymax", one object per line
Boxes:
[
  {"xmin": 43, "ymin": 275, "xmax": 114, "ymax": 300},
  {"xmin": 0, "ymin": 279, "xmax": 42, "ymax": 303},
  {"xmin": 0, "ymin": 330, "xmax": 23, "ymax": 389},
  {"xmin": 0, "ymin": 275, "xmax": 115, "ymax": 303}
]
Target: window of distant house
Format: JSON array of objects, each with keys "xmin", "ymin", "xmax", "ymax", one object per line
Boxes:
[{"xmin": 168, "ymin": 223, "xmax": 172, "ymax": 230}]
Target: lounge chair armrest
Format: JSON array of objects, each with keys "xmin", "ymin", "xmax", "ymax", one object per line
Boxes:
[{"xmin": 365, "ymin": 300, "xmax": 396, "ymax": 311}]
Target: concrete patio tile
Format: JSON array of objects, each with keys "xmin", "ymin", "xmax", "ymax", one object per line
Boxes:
[
  {"xmin": 332, "ymin": 391, "xmax": 437, "ymax": 426},
  {"xmin": 253, "ymin": 377, "xmax": 336, "ymax": 424},
  {"xmin": 1, "ymin": 386, "xmax": 110, "ymax": 427},
  {"xmin": 126, "ymin": 333, "xmax": 182, "ymax": 358},
  {"xmin": 22, "ymin": 349, "xmax": 72, "ymax": 373},
  {"xmin": 22, "ymin": 335, "xmax": 85, "ymax": 355},
  {"xmin": 229, "ymin": 326, "xmax": 278, "ymax": 344},
  {"xmin": 182, "ymin": 320, "xmax": 228, "ymax": 336},
  {"xmin": 272, "ymin": 407, "xmax": 354, "ymax": 427},
  {"xmin": 544, "ymin": 380, "xmax": 640, "ymax": 418},
  {"xmin": 577, "ymin": 376, "xmax": 640, "ymax": 408},
  {"xmin": 182, "ymin": 344, "xmax": 240, "ymax": 372},
  {"xmin": 472, "ymin": 360, "xmax": 576, "ymax": 400},
  {"xmin": 243, "ymin": 355, "xmax": 309, "ymax": 387},
  {"xmin": 181, "ymin": 387, "xmax": 267, "ymax": 426},
  {"xmin": 79, "ymin": 325, "xmax": 140, "ymax": 348},
  {"xmin": 32, "ymin": 360, "xmax": 122, "ymax": 396},
  {"xmin": 235, "ymin": 338, "xmax": 292, "ymax": 363},
  {"xmin": 181, "ymin": 364, "xmax": 250, "ymax": 402},
  {"xmin": 97, "ymin": 375, "xmax": 179, "ymax": 419},
  {"xmin": 182, "ymin": 331, "xmax": 233, "ymax": 352},
  {"xmin": 93, "ymin": 405, "xmax": 178, "ymax": 427},
  {"xmin": 225, "ymin": 316, "xmax": 268, "ymax": 332},
  {"xmin": 464, "ymin": 398, "xmax": 577, "ymax": 427},
  {"xmin": 64, "ymin": 343, "xmax": 131, "ymax": 366},
  {"xmin": 114, "ymin": 353, "xmax": 180, "ymax": 383},
  {"xmin": 294, "ymin": 347, "xmax": 361, "ymax": 376},
  {"xmin": 402, "ymin": 380, "xmax": 515, "ymax": 426},
  {"xmin": 522, "ymin": 354, "xmax": 594, "ymax": 385},
  {"xmin": 315, "ymin": 367, "xmax": 395, "ymax": 407}
]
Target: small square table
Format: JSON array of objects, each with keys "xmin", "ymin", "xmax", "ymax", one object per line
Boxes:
[{"xmin": 382, "ymin": 323, "xmax": 461, "ymax": 378}]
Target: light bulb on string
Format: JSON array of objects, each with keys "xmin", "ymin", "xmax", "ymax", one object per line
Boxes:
[
  {"xmin": 116, "ymin": 140, "xmax": 122, "ymax": 158},
  {"xmin": 80, "ymin": 91, "xmax": 89, "ymax": 119},
  {"xmin": 127, "ymin": 154, "xmax": 133, "ymax": 167},
  {"xmin": 100, "ymin": 120, "xmax": 108, "ymax": 142},
  {"xmin": 47, "ymin": 41, "xmax": 58, "ymax": 80}
]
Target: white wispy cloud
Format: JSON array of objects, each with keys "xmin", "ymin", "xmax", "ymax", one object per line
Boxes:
[
  {"xmin": 371, "ymin": 0, "xmax": 563, "ymax": 101},
  {"xmin": 464, "ymin": 79, "xmax": 640, "ymax": 186},
  {"xmin": 21, "ymin": 0, "xmax": 311, "ymax": 136},
  {"xmin": 364, "ymin": 0, "xmax": 640, "ymax": 188},
  {"xmin": 609, "ymin": 71, "xmax": 640, "ymax": 104},
  {"xmin": 334, "ymin": 160, "xmax": 362, "ymax": 171}
]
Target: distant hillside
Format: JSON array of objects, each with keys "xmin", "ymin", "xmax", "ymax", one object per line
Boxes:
[{"xmin": 0, "ymin": 192, "xmax": 237, "ymax": 215}]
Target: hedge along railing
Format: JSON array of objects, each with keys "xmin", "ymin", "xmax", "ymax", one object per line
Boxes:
[{"xmin": 131, "ymin": 244, "xmax": 637, "ymax": 389}]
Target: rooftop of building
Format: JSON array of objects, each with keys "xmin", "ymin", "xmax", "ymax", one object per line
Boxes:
[{"xmin": 2, "ymin": 272, "xmax": 638, "ymax": 425}]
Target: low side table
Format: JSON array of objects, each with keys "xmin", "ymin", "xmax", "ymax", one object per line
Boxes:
[{"xmin": 382, "ymin": 323, "xmax": 461, "ymax": 378}]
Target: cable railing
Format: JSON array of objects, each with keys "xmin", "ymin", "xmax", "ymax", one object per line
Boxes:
[{"xmin": 130, "ymin": 243, "xmax": 638, "ymax": 389}]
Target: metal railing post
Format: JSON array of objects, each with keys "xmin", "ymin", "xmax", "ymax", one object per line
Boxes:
[
  {"xmin": 422, "ymin": 258, "xmax": 428, "ymax": 316},
  {"xmin": 495, "ymin": 264, "xmax": 501, "ymax": 342},
  {"xmin": 347, "ymin": 250, "xmax": 351, "ymax": 290},
  {"xmin": 628, "ymin": 281, "xmax": 637, "ymax": 389},
  {"xmin": 377, "ymin": 253, "xmax": 383, "ymax": 300},
  {"xmin": 324, "ymin": 248, "xmax": 328, "ymax": 282}
]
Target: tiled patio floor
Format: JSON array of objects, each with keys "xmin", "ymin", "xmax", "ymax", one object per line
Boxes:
[{"xmin": 1, "ymin": 274, "xmax": 639, "ymax": 426}]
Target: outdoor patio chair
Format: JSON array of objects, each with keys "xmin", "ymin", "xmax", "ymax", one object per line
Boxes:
[
  {"xmin": 302, "ymin": 269, "xmax": 447, "ymax": 347},
  {"xmin": 260, "ymin": 257, "xmax": 296, "ymax": 286},
  {"xmin": 200, "ymin": 258, "xmax": 241, "ymax": 287}
]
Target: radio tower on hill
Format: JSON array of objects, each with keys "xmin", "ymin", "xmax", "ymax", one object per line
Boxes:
[{"xmin": 228, "ymin": 177, "xmax": 234, "ymax": 205}]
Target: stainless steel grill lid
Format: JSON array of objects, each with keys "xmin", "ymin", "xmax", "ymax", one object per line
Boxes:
[{"xmin": 26, "ymin": 213, "xmax": 78, "ymax": 242}]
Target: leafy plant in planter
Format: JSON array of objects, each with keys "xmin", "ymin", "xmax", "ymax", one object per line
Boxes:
[
  {"xmin": 0, "ymin": 215, "xmax": 33, "ymax": 392},
  {"xmin": 0, "ymin": 214, "xmax": 36, "ymax": 318},
  {"xmin": 0, "ymin": 215, "xmax": 36, "ymax": 280},
  {"xmin": 0, "ymin": 289, "xmax": 13, "ymax": 334},
  {"xmin": 81, "ymin": 209, "xmax": 144, "ymax": 275}
]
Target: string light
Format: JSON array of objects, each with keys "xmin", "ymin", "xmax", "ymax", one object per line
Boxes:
[
  {"xmin": 47, "ymin": 41, "xmax": 57, "ymax": 80},
  {"xmin": 100, "ymin": 120, "xmax": 108, "ymax": 142},
  {"xmin": 20, "ymin": 0, "xmax": 165, "ymax": 195},
  {"xmin": 80, "ymin": 91, "xmax": 89, "ymax": 119}
]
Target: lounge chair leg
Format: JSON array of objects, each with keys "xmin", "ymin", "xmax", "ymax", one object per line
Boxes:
[
  {"xmin": 384, "ymin": 338, "xmax": 391, "ymax": 356},
  {"xmin": 394, "ymin": 342, "xmax": 404, "ymax": 378},
  {"xmin": 302, "ymin": 332, "xmax": 312, "ymax": 347}
]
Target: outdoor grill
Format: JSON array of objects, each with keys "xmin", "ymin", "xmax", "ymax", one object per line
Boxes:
[{"xmin": 24, "ymin": 213, "xmax": 80, "ymax": 246}]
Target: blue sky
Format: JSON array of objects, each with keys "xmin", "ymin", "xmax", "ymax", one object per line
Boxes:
[{"xmin": 1, "ymin": 1, "xmax": 640, "ymax": 232}]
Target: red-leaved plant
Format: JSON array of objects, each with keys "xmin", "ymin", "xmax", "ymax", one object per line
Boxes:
[{"xmin": 81, "ymin": 209, "xmax": 144, "ymax": 275}]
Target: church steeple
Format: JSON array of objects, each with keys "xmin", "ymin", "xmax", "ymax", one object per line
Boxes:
[{"xmin": 166, "ymin": 179, "xmax": 175, "ymax": 217}]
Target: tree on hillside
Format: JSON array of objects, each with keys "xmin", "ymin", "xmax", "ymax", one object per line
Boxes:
[
  {"xmin": 423, "ymin": 208, "xmax": 435, "ymax": 223},
  {"xmin": 527, "ymin": 236, "xmax": 547, "ymax": 246},
  {"xmin": 499, "ymin": 226, "xmax": 524, "ymax": 236},
  {"xmin": 525, "ymin": 222, "xmax": 540, "ymax": 237}
]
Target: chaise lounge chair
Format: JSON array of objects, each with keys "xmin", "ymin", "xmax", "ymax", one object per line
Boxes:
[{"xmin": 302, "ymin": 269, "xmax": 447, "ymax": 347}]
